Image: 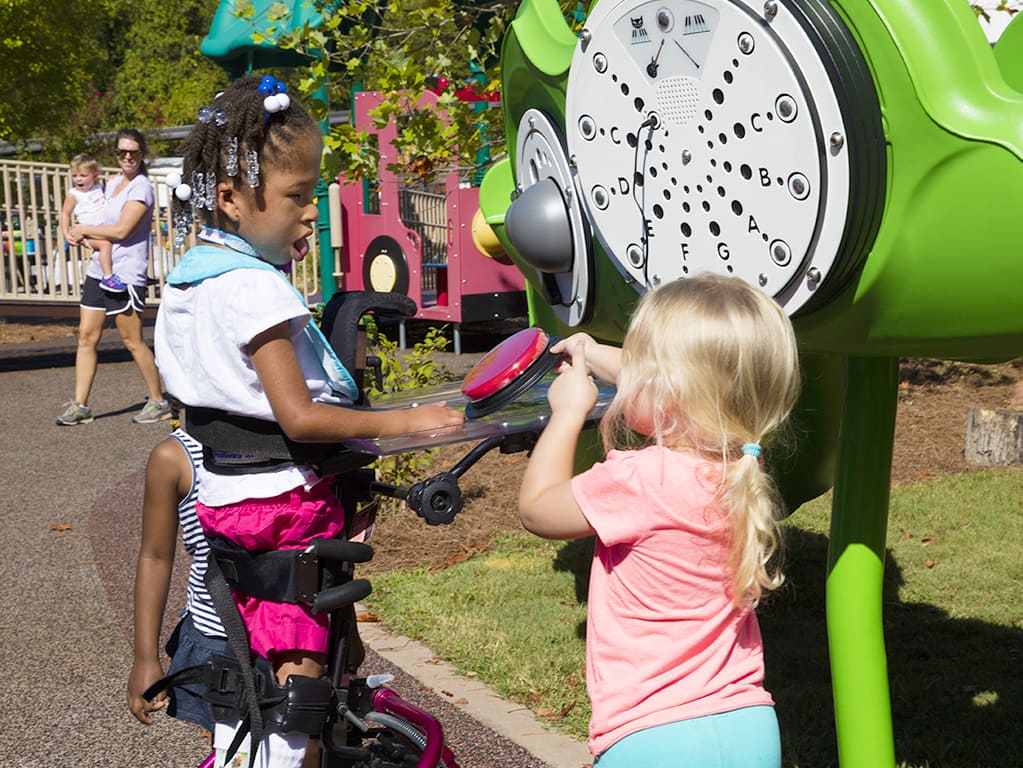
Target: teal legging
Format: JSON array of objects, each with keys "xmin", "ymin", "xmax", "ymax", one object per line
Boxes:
[{"xmin": 594, "ymin": 705, "xmax": 780, "ymax": 767}]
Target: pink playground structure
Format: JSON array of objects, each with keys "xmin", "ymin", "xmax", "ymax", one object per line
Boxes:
[{"xmin": 337, "ymin": 89, "xmax": 527, "ymax": 352}]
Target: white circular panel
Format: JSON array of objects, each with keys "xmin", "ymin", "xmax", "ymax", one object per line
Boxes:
[
  {"xmin": 566, "ymin": 0, "xmax": 855, "ymax": 314},
  {"xmin": 515, "ymin": 109, "xmax": 592, "ymax": 326}
]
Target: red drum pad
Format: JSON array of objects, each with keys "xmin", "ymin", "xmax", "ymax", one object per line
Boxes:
[{"xmin": 461, "ymin": 327, "xmax": 561, "ymax": 418}]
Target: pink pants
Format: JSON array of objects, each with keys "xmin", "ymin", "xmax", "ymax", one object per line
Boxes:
[{"xmin": 197, "ymin": 480, "xmax": 344, "ymax": 660}]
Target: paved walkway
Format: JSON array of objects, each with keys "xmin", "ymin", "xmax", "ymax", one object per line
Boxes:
[{"xmin": 0, "ymin": 332, "xmax": 591, "ymax": 767}]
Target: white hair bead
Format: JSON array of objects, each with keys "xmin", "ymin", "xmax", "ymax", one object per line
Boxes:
[{"xmin": 174, "ymin": 183, "xmax": 193, "ymax": 202}]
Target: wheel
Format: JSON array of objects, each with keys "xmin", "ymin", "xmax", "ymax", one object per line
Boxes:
[{"xmin": 363, "ymin": 236, "xmax": 410, "ymax": 294}]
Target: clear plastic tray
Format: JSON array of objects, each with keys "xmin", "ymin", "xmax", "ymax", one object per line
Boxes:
[{"xmin": 343, "ymin": 375, "xmax": 615, "ymax": 455}]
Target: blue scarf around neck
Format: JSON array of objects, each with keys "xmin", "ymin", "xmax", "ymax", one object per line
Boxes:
[{"xmin": 166, "ymin": 228, "xmax": 359, "ymax": 401}]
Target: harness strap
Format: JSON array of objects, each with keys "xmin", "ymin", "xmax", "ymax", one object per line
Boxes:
[
  {"xmin": 143, "ymin": 653, "xmax": 331, "ymax": 738},
  {"xmin": 207, "ymin": 535, "xmax": 374, "ymax": 606},
  {"xmin": 204, "ymin": 553, "xmax": 265, "ymax": 768},
  {"xmin": 185, "ymin": 407, "xmax": 377, "ymax": 477},
  {"xmin": 186, "ymin": 407, "xmax": 339, "ymax": 464}
]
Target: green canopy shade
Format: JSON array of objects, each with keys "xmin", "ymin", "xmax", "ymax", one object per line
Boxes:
[{"xmin": 200, "ymin": 1, "xmax": 336, "ymax": 77}]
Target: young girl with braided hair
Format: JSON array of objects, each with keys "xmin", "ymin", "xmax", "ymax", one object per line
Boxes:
[
  {"xmin": 154, "ymin": 74, "xmax": 463, "ymax": 768},
  {"xmin": 518, "ymin": 273, "xmax": 801, "ymax": 767}
]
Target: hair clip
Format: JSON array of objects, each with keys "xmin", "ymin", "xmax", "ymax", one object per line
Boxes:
[
  {"xmin": 204, "ymin": 173, "xmax": 216, "ymax": 211},
  {"xmin": 164, "ymin": 171, "xmax": 193, "ymax": 251},
  {"xmin": 226, "ymin": 137, "xmax": 239, "ymax": 177},
  {"xmin": 164, "ymin": 171, "xmax": 192, "ymax": 201},
  {"xmin": 245, "ymin": 148, "xmax": 260, "ymax": 188},
  {"xmin": 191, "ymin": 171, "xmax": 206, "ymax": 208},
  {"xmin": 258, "ymin": 75, "xmax": 291, "ymax": 116},
  {"xmin": 264, "ymin": 92, "xmax": 291, "ymax": 114}
]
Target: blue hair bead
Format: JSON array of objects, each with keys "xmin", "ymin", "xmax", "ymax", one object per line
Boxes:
[
  {"xmin": 258, "ymin": 75, "xmax": 277, "ymax": 95},
  {"xmin": 741, "ymin": 442, "xmax": 762, "ymax": 458}
]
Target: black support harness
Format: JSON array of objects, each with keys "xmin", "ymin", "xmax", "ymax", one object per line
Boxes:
[{"xmin": 144, "ymin": 291, "xmax": 416, "ymax": 766}]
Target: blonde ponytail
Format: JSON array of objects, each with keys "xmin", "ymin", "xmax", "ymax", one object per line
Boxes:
[{"xmin": 719, "ymin": 450, "xmax": 786, "ymax": 605}]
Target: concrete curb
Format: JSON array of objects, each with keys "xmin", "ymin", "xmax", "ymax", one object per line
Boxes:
[{"xmin": 357, "ymin": 611, "xmax": 594, "ymax": 768}]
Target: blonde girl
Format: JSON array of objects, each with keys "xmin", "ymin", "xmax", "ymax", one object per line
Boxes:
[{"xmin": 518, "ymin": 273, "xmax": 801, "ymax": 767}]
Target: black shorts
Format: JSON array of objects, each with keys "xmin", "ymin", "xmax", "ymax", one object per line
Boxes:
[{"xmin": 80, "ymin": 276, "xmax": 147, "ymax": 316}]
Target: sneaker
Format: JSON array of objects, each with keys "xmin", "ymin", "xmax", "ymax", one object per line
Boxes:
[
  {"xmin": 133, "ymin": 398, "xmax": 173, "ymax": 424},
  {"xmin": 56, "ymin": 401, "xmax": 93, "ymax": 426},
  {"xmin": 100, "ymin": 274, "xmax": 127, "ymax": 292}
]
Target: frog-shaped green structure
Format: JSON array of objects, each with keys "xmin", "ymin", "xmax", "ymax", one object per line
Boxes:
[{"xmin": 479, "ymin": 1, "xmax": 1023, "ymax": 764}]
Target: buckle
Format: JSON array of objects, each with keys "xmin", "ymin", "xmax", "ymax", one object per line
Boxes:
[{"xmin": 296, "ymin": 547, "xmax": 319, "ymax": 604}]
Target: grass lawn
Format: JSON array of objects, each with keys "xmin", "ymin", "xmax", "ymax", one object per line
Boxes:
[{"xmin": 365, "ymin": 468, "xmax": 1023, "ymax": 768}]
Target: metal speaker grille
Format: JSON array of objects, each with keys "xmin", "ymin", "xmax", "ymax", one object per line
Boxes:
[{"xmin": 656, "ymin": 76, "xmax": 701, "ymax": 126}]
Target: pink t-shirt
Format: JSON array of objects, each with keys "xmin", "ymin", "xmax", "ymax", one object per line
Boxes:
[{"xmin": 571, "ymin": 445, "xmax": 774, "ymax": 756}]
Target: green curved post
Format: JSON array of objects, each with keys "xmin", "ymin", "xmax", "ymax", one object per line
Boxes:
[{"xmin": 827, "ymin": 356, "xmax": 899, "ymax": 768}]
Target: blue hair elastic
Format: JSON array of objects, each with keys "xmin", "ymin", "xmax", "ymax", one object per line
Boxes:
[{"xmin": 741, "ymin": 442, "xmax": 762, "ymax": 458}]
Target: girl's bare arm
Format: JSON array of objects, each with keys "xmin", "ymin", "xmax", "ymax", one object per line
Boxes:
[
  {"xmin": 518, "ymin": 347, "xmax": 597, "ymax": 540},
  {"xmin": 250, "ymin": 321, "xmax": 465, "ymax": 443},
  {"xmin": 71, "ymin": 199, "xmax": 148, "ymax": 243},
  {"xmin": 127, "ymin": 439, "xmax": 185, "ymax": 724}
]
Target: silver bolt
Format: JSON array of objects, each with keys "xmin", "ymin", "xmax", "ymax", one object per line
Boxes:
[
  {"xmin": 788, "ymin": 173, "xmax": 810, "ymax": 200},
  {"xmin": 592, "ymin": 186, "xmax": 609, "ymax": 209},
  {"xmin": 682, "ymin": 149, "xmax": 692, "ymax": 165},
  {"xmin": 776, "ymin": 95, "xmax": 797, "ymax": 122},
  {"xmin": 758, "ymin": 273, "xmax": 768, "ymax": 286},
  {"xmin": 569, "ymin": 154, "xmax": 577, "ymax": 168},
  {"xmin": 527, "ymin": 115, "xmax": 536, "ymax": 130},
  {"xmin": 770, "ymin": 239, "xmax": 791, "ymax": 266},
  {"xmin": 738, "ymin": 32, "xmax": 755, "ymax": 55},
  {"xmin": 830, "ymin": 132, "xmax": 845, "ymax": 151},
  {"xmin": 807, "ymin": 266, "xmax": 822, "ymax": 284},
  {"xmin": 627, "ymin": 243, "xmax": 645, "ymax": 268},
  {"xmin": 593, "ymin": 52, "xmax": 607, "ymax": 73},
  {"xmin": 764, "ymin": 0, "xmax": 778, "ymax": 19},
  {"xmin": 579, "ymin": 115, "xmax": 597, "ymax": 140},
  {"xmin": 651, "ymin": 274, "xmax": 662, "ymax": 285},
  {"xmin": 579, "ymin": 29, "xmax": 592, "ymax": 46}
]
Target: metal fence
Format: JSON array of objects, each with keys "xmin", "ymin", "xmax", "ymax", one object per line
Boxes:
[
  {"xmin": 0, "ymin": 157, "xmax": 321, "ymax": 308},
  {"xmin": 398, "ymin": 184, "xmax": 448, "ymax": 293}
]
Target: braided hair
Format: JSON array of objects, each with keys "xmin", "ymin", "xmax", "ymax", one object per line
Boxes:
[{"xmin": 173, "ymin": 74, "xmax": 318, "ymax": 230}]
